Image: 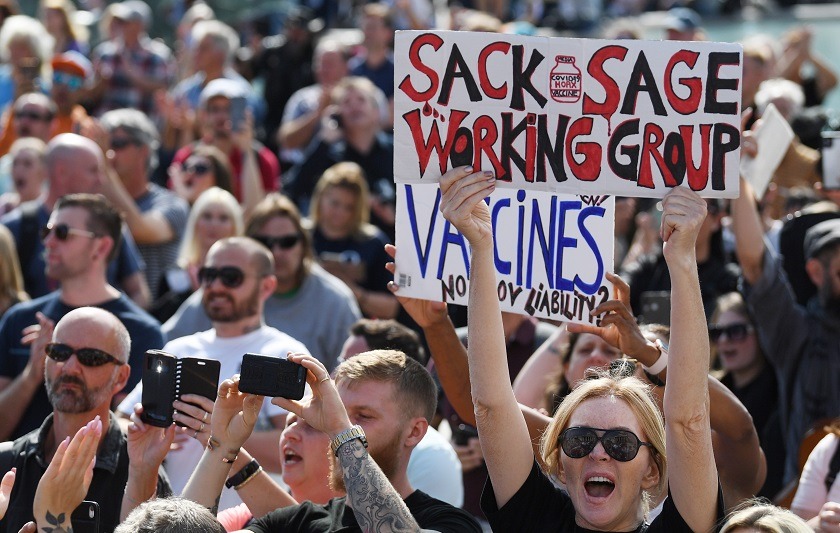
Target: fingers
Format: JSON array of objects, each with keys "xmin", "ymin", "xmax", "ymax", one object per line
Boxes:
[
  {"xmin": 385, "ymin": 243, "xmax": 396, "ymax": 260},
  {"xmin": 439, "ymin": 165, "xmax": 474, "ymax": 195},
  {"xmin": 271, "ymin": 396, "xmax": 303, "ymax": 417},
  {"xmin": 1, "ymin": 468, "xmax": 15, "ymax": 495},
  {"xmin": 440, "ymin": 170, "xmax": 495, "ymax": 215},
  {"xmin": 591, "ymin": 300, "xmax": 633, "ymax": 320},
  {"xmin": 740, "ymin": 107, "xmax": 753, "ymax": 132},
  {"xmin": 18, "ymin": 522, "xmax": 36, "ymax": 533},
  {"xmin": 605, "ymin": 273, "xmax": 630, "ymax": 306},
  {"xmin": 566, "ymin": 322, "xmax": 602, "ymax": 336},
  {"xmin": 286, "ymin": 353, "xmax": 330, "ymax": 383},
  {"xmin": 179, "ymin": 394, "xmax": 215, "ymax": 413}
]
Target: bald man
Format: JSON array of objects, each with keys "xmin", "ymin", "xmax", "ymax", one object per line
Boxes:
[
  {"xmin": 119, "ymin": 237, "xmax": 309, "ymax": 512},
  {"xmin": 0, "ymin": 193, "xmax": 163, "ymax": 441},
  {"xmin": 0, "ymin": 133, "xmax": 150, "ymax": 304},
  {"xmin": 0, "ymin": 307, "xmax": 171, "ymax": 533}
]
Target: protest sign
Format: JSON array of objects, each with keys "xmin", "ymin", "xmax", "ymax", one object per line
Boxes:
[
  {"xmin": 394, "ymin": 183, "xmax": 615, "ymax": 324},
  {"xmin": 394, "ymin": 31, "xmax": 743, "ymax": 198},
  {"xmin": 740, "ymin": 103, "xmax": 794, "ymax": 199}
]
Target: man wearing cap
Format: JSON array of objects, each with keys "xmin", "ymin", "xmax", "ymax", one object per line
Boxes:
[
  {"xmin": 732, "ymin": 176, "xmax": 840, "ymax": 484},
  {"xmin": 89, "ymin": 0, "xmax": 175, "ymax": 117},
  {"xmin": 663, "ymin": 7, "xmax": 704, "ymax": 41},
  {"xmin": 171, "ymin": 78, "xmax": 279, "ymax": 204}
]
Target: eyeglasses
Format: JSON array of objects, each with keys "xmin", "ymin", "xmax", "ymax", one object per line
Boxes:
[
  {"xmin": 198, "ymin": 266, "xmax": 245, "ymax": 288},
  {"xmin": 253, "ymin": 234, "xmax": 301, "ymax": 250},
  {"xmin": 182, "ymin": 161, "xmax": 211, "ymax": 175},
  {"xmin": 15, "ymin": 110, "xmax": 51, "ymax": 122},
  {"xmin": 45, "ymin": 342, "xmax": 125, "ymax": 367},
  {"xmin": 41, "ymin": 223, "xmax": 97, "ymax": 241},
  {"xmin": 110, "ymin": 137, "xmax": 138, "ymax": 150},
  {"xmin": 708, "ymin": 323, "xmax": 753, "ymax": 342},
  {"xmin": 558, "ymin": 426, "xmax": 653, "ymax": 462},
  {"xmin": 53, "ymin": 71, "xmax": 84, "ymax": 90}
]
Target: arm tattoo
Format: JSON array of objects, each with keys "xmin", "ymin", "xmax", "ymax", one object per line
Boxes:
[
  {"xmin": 40, "ymin": 511, "xmax": 73, "ymax": 533},
  {"xmin": 339, "ymin": 439, "xmax": 420, "ymax": 533},
  {"xmin": 209, "ymin": 494, "xmax": 221, "ymax": 516}
]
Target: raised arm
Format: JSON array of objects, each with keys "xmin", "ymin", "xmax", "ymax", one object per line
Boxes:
[
  {"xmin": 731, "ymin": 119, "xmax": 766, "ymax": 284},
  {"xmin": 272, "ymin": 353, "xmax": 420, "ymax": 532},
  {"xmin": 438, "ymin": 166, "xmax": 533, "ymax": 508},
  {"xmin": 512, "ymin": 327, "xmax": 569, "ymax": 411},
  {"xmin": 660, "ymin": 188, "xmax": 718, "ymax": 531}
]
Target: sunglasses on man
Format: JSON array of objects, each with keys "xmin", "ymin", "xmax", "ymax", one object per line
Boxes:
[
  {"xmin": 40, "ymin": 223, "xmax": 97, "ymax": 241},
  {"xmin": 53, "ymin": 71, "xmax": 84, "ymax": 90},
  {"xmin": 252, "ymin": 234, "xmax": 301, "ymax": 251},
  {"xmin": 182, "ymin": 161, "xmax": 211, "ymax": 175},
  {"xmin": 708, "ymin": 323, "xmax": 753, "ymax": 342},
  {"xmin": 45, "ymin": 342, "xmax": 124, "ymax": 367},
  {"xmin": 558, "ymin": 426, "xmax": 653, "ymax": 462},
  {"xmin": 198, "ymin": 266, "xmax": 246, "ymax": 288}
]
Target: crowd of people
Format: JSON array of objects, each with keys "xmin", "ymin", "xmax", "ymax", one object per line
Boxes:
[{"xmin": 0, "ymin": 0, "xmax": 837, "ymax": 531}]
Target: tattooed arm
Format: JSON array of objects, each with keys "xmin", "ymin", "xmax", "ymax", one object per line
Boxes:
[
  {"xmin": 338, "ymin": 439, "xmax": 419, "ymax": 532},
  {"xmin": 273, "ymin": 354, "xmax": 422, "ymax": 533}
]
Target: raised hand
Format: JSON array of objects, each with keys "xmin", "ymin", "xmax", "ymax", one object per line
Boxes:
[
  {"xmin": 439, "ymin": 166, "xmax": 495, "ymax": 247},
  {"xmin": 210, "ymin": 376, "xmax": 263, "ymax": 452},
  {"xmin": 384, "ymin": 244, "xmax": 448, "ymax": 328},
  {"xmin": 660, "ymin": 187, "xmax": 707, "ymax": 264},
  {"xmin": 33, "ymin": 418, "xmax": 101, "ymax": 531},
  {"xmin": 271, "ymin": 354, "xmax": 351, "ymax": 437},
  {"xmin": 127, "ymin": 404, "xmax": 177, "ymax": 474},
  {"xmin": 20, "ymin": 313, "xmax": 54, "ymax": 384},
  {"xmin": 173, "ymin": 394, "xmax": 215, "ymax": 446},
  {"xmin": 0, "ymin": 468, "xmax": 15, "ymax": 520}
]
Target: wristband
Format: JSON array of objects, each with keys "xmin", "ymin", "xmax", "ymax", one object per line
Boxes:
[
  {"xmin": 642, "ymin": 340, "xmax": 669, "ymax": 375},
  {"xmin": 330, "ymin": 425, "xmax": 368, "ymax": 456},
  {"xmin": 225, "ymin": 459, "xmax": 262, "ymax": 490}
]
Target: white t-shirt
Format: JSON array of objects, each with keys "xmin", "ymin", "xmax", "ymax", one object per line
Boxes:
[
  {"xmin": 792, "ymin": 433, "xmax": 840, "ymax": 516},
  {"xmin": 118, "ymin": 325, "xmax": 309, "ymax": 511},
  {"xmin": 407, "ymin": 426, "xmax": 464, "ymax": 507}
]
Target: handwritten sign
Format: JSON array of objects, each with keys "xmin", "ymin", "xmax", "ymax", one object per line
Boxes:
[
  {"xmin": 394, "ymin": 31, "xmax": 743, "ymax": 198},
  {"xmin": 394, "ymin": 183, "xmax": 615, "ymax": 324}
]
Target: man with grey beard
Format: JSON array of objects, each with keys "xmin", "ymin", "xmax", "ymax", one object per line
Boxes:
[{"xmin": 0, "ymin": 307, "xmax": 171, "ymax": 533}]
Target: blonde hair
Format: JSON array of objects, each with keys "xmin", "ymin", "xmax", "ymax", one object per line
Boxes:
[
  {"xmin": 177, "ymin": 187, "xmax": 243, "ymax": 268},
  {"xmin": 310, "ymin": 162, "xmax": 377, "ymax": 238},
  {"xmin": 540, "ymin": 375, "xmax": 667, "ymax": 509},
  {"xmin": 0, "ymin": 224, "xmax": 29, "ymax": 310},
  {"xmin": 720, "ymin": 500, "xmax": 812, "ymax": 533}
]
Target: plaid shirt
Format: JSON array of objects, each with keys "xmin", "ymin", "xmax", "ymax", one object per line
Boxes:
[{"xmin": 92, "ymin": 36, "xmax": 175, "ymax": 115}]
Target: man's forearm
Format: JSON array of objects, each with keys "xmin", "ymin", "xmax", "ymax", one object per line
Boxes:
[
  {"xmin": 340, "ymin": 439, "xmax": 419, "ymax": 532},
  {"xmin": 423, "ymin": 318, "xmax": 475, "ymax": 426}
]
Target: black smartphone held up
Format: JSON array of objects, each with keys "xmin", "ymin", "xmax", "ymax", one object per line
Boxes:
[
  {"xmin": 141, "ymin": 350, "xmax": 221, "ymax": 428},
  {"xmin": 71, "ymin": 501, "xmax": 100, "ymax": 533},
  {"xmin": 229, "ymin": 96, "xmax": 247, "ymax": 132},
  {"xmin": 640, "ymin": 291, "xmax": 671, "ymax": 326},
  {"xmin": 822, "ymin": 131, "xmax": 840, "ymax": 190},
  {"xmin": 452, "ymin": 423, "xmax": 479, "ymax": 446},
  {"xmin": 238, "ymin": 353, "xmax": 307, "ymax": 400}
]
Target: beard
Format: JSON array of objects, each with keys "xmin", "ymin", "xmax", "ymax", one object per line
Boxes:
[
  {"xmin": 328, "ymin": 428, "xmax": 403, "ymax": 493},
  {"xmin": 46, "ymin": 372, "xmax": 116, "ymax": 414},
  {"xmin": 203, "ymin": 285, "xmax": 260, "ymax": 323}
]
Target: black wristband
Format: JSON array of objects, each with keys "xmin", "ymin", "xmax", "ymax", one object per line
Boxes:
[{"xmin": 225, "ymin": 459, "xmax": 261, "ymax": 489}]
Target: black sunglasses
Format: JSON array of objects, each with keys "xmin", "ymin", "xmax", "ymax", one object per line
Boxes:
[
  {"xmin": 198, "ymin": 266, "xmax": 246, "ymax": 288},
  {"xmin": 708, "ymin": 323, "xmax": 753, "ymax": 342},
  {"xmin": 559, "ymin": 426, "xmax": 653, "ymax": 462},
  {"xmin": 45, "ymin": 342, "xmax": 124, "ymax": 367},
  {"xmin": 182, "ymin": 161, "xmax": 211, "ymax": 175},
  {"xmin": 41, "ymin": 223, "xmax": 97, "ymax": 241},
  {"xmin": 253, "ymin": 234, "xmax": 301, "ymax": 250},
  {"xmin": 16, "ymin": 110, "xmax": 51, "ymax": 121},
  {"xmin": 110, "ymin": 137, "xmax": 138, "ymax": 150}
]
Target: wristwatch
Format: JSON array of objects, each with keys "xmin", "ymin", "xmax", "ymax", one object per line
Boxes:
[
  {"xmin": 330, "ymin": 425, "xmax": 368, "ymax": 456},
  {"xmin": 643, "ymin": 339, "xmax": 669, "ymax": 375}
]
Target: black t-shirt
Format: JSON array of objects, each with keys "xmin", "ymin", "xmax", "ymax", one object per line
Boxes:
[
  {"xmin": 481, "ymin": 461, "xmax": 724, "ymax": 533},
  {"xmin": 247, "ymin": 490, "xmax": 481, "ymax": 532}
]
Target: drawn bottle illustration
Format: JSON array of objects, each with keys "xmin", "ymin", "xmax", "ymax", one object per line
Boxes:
[{"xmin": 549, "ymin": 55, "xmax": 582, "ymax": 103}]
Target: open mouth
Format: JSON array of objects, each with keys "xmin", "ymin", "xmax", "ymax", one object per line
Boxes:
[
  {"xmin": 584, "ymin": 476, "xmax": 615, "ymax": 499},
  {"xmin": 283, "ymin": 449, "xmax": 302, "ymax": 466}
]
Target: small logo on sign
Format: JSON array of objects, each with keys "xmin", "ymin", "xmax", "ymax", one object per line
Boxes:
[{"xmin": 549, "ymin": 55, "xmax": 582, "ymax": 103}]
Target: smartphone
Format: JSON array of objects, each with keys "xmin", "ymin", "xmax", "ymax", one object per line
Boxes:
[
  {"xmin": 71, "ymin": 501, "xmax": 100, "ymax": 533},
  {"xmin": 238, "ymin": 353, "xmax": 307, "ymax": 399},
  {"xmin": 229, "ymin": 96, "xmax": 247, "ymax": 132},
  {"xmin": 821, "ymin": 131, "xmax": 840, "ymax": 190},
  {"xmin": 640, "ymin": 291, "xmax": 671, "ymax": 326},
  {"xmin": 452, "ymin": 423, "xmax": 479, "ymax": 446},
  {"xmin": 140, "ymin": 350, "xmax": 221, "ymax": 428}
]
